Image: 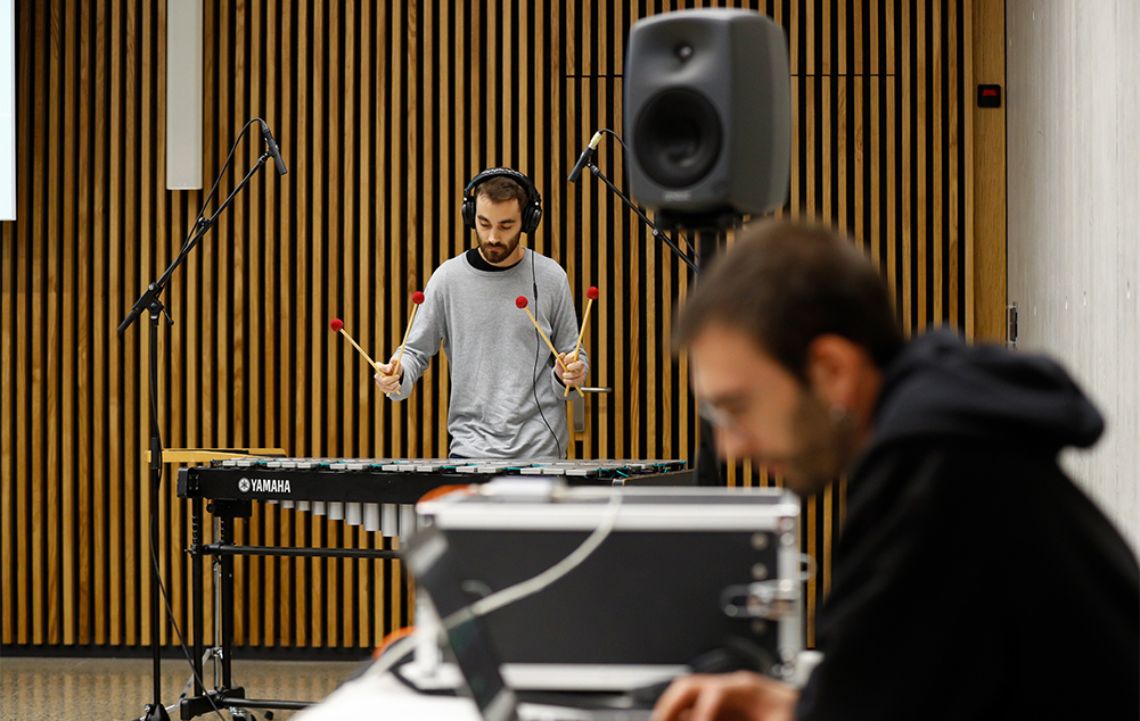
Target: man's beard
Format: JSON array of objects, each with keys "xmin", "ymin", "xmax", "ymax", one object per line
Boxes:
[
  {"xmin": 779, "ymin": 390, "xmax": 860, "ymax": 497},
  {"xmin": 479, "ymin": 232, "xmax": 522, "ymax": 263}
]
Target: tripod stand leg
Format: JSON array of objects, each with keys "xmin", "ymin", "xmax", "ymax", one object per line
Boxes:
[{"xmin": 138, "ymin": 702, "xmax": 171, "ymax": 721}]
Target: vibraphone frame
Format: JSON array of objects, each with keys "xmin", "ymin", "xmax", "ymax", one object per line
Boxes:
[{"xmin": 175, "ymin": 458, "xmax": 691, "ymax": 719}]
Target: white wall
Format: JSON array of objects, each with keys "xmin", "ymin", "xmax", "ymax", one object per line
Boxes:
[{"xmin": 1007, "ymin": 0, "xmax": 1140, "ymax": 550}]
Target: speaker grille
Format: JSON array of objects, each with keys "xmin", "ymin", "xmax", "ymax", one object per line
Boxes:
[{"xmin": 633, "ymin": 88, "xmax": 723, "ymax": 189}]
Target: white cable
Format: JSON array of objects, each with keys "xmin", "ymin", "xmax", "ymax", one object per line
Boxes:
[
  {"xmin": 365, "ymin": 490, "xmax": 623, "ymax": 680},
  {"xmin": 453, "ymin": 489, "xmax": 623, "ymax": 625},
  {"xmin": 364, "ymin": 634, "xmax": 421, "ymax": 680}
]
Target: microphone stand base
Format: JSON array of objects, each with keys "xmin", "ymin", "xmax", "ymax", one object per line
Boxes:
[{"xmin": 139, "ymin": 702, "xmax": 171, "ymax": 721}]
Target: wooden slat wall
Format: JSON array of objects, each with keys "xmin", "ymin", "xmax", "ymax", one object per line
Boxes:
[{"xmin": 0, "ymin": 0, "xmax": 1005, "ymax": 651}]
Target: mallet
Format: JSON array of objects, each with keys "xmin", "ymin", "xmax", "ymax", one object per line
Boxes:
[
  {"xmin": 330, "ymin": 318, "xmax": 380, "ymax": 370},
  {"xmin": 395, "ymin": 290, "xmax": 426, "ymax": 367},
  {"xmin": 564, "ymin": 285, "xmax": 599, "ymax": 398},
  {"xmin": 516, "ymin": 296, "xmax": 584, "ymax": 398}
]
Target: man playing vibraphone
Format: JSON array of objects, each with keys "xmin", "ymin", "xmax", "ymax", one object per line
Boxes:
[{"xmin": 374, "ymin": 168, "xmax": 588, "ymax": 458}]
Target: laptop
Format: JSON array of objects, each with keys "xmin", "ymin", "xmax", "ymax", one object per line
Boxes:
[{"xmin": 404, "ymin": 525, "xmax": 656, "ymax": 721}]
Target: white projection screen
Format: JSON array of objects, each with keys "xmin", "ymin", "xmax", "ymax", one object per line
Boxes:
[{"xmin": 0, "ymin": 0, "xmax": 13, "ymax": 220}]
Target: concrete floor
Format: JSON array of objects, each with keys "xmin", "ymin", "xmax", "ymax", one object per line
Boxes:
[{"xmin": 0, "ymin": 656, "xmax": 362, "ymax": 721}]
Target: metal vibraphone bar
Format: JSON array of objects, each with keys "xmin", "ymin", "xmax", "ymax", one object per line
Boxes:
[{"xmin": 174, "ymin": 457, "xmax": 690, "ymax": 720}]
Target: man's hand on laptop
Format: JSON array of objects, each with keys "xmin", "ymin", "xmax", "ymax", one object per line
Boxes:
[{"xmin": 651, "ymin": 671, "xmax": 798, "ymax": 721}]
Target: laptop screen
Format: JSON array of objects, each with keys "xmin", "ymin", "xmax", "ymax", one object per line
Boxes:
[{"xmin": 405, "ymin": 526, "xmax": 521, "ymax": 721}]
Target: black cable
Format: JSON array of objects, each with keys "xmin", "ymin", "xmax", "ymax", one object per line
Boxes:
[
  {"xmin": 599, "ymin": 127, "xmax": 628, "ymax": 151},
  {"xmin": 529, "ymin": 250, "xmax": 563, "ymax": 458},
  {"xmin": 165, "ymin": 146, "xmax": 271, "ymax": 296},
  {"xmin": 183, "ymin": 117, "xmax": 263, "ymax": 248},
  {"xmin": 149, "ymin": 545, "xmax": 228, "ymax": 721}
]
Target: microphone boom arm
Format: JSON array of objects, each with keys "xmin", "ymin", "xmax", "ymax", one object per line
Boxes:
[
  {"xmin": 584, "ymin": 159, "xmax": 700, "ymax": 273},
  {"xmin": 118, "ymin": 150, "xmax": 271, "ymax": 334}
]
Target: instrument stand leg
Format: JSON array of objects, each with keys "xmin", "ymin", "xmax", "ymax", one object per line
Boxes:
[
  {"xmin": 190, "ymin": 495, "xmax": 205, "ymax": 697},
  {"xmin": 212, "ymin": 514, "xmax": 223, "ymax": 689},
  {"xmin": 215, "ymin": 503, "xmax": 249, "ymax": 690},
  {"xmin": 178, "ymin": 502, "xmax": 248, "ymax": 720}
]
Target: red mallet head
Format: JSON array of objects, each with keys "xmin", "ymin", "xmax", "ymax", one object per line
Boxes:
[
  {"xmin": 330, "ymin": 318, "xmax": 345, "ymax": 332},
  {"xmin": 515, "ymin": 295, "xmax": 529, "ymax": 309},
  {"xmin": 411, "ymin": 290, "xmax": 425, "ymax": 305},
  {"xmin": 586, "ymin": 286, "xmax": 600, "ymax": 300}
]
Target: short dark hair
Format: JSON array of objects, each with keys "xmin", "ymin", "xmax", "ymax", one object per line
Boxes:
[
  {"xmin": 474, "ymin": 176, "xmax": 529, "ymax": 209},
  {"xmin": 674, "ymin": 219, "xmax": 903, "ymax": 379}
]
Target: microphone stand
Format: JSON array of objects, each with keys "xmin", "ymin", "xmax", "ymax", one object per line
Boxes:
[
  {"xmin": 578, "ymin": 151, "xmax": 728, "ymax": 485},
  {"xmin": 118, "ymin": 145, "xmax": 273, "ymax": 721},
  {"xmin": 582, "ymin": 158, "xmax": 700, "ymax": 274}
]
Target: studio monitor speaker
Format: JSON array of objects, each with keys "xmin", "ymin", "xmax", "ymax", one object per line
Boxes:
[{"xmin": 624, "ymin": 9, "xmax": 791, "ymax": 221}]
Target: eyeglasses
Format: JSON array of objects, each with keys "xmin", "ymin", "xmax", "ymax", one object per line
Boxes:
[{"xmin": 698, "ymin": 400, "xmax": 736, "ymax": 430}]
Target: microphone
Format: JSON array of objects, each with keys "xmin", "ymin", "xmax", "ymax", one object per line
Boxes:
[
  {"xmin": 258, "ymin": 120, "xmax": 289, "ymax": 176},
  {"xmin": 567, "ymin": 130, "xmax": 604, "ymax": 183}
]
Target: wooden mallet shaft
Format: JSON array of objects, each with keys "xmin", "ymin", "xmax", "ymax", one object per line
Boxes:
[
  {"xmin": 395, "ymin": 290, "xmax": 426, "ymax": 368},
  {"xmin": 571, "ymin": 298, "xmax": 594, "ymax": 359},
  {"xmin": 516, "ymin": 296, "xmax": 584, "ymax": 398},
  {"xmin": 564, "ymin": 286, "xmax": 598, "ymax": 398},
  {"xmin": 330, "ymin": 319, "xmax": 380, "ymax": 370}
]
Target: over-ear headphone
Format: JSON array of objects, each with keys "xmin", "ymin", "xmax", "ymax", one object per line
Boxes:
[{"xmin": 461, "ymin": 167, "xmax": 543, "ymax": 234}]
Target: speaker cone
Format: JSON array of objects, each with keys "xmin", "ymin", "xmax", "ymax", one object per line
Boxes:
[{"xmin": 633, "ymin": 88, "xmax": 723, "ymax": 189}]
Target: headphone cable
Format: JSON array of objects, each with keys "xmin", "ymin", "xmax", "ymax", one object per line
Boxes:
[{"xmin": 529, "ymin": 249, "xmax": 563, "ymax": 458}]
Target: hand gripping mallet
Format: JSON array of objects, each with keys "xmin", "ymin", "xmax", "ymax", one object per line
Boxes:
[{"xmin": 564, "ymin": 285, "xmax": 599, "ymax": 398}]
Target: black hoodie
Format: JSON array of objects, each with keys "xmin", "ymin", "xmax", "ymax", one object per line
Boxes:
[{"xmin": 796, "ymin": 330, "xmax": 1139, "ymax": 721}]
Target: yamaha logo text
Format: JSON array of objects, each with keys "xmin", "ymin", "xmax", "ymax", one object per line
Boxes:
[{"xmin": 237, "ymin": 476, "xmax": 293, "ymax": 495}]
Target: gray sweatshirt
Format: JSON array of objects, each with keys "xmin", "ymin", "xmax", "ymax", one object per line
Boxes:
[{"xmin": 386, "ymin": 249, "xmax": 589, "ymax": 458}]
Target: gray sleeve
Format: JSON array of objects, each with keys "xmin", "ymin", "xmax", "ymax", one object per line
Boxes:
[
  {"xmin": 386, "ymin": 272, "xmax": 446, "ymax": 402},
  {"xmin": 548, "ymin": 271, "xmax": 590, "ymax": 391}
]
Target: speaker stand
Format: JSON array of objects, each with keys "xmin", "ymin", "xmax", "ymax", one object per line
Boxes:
[{"xmin": 692, "ymin": 227, "xmax": 733, "ymax": 486}]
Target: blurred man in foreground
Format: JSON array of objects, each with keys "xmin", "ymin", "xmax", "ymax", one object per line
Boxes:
[{"xmin": 655, "ymin": 220, "xmax": 1138, "ymax": 721}]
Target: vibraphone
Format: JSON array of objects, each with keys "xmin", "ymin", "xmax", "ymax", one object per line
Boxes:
[
  {"xmin": 179, "ymin": 456, "xmax": 690, "ymax": 536},
  {"xmin": 174, "ymin": 457, "xmax": 690, "ymax": 719}
]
